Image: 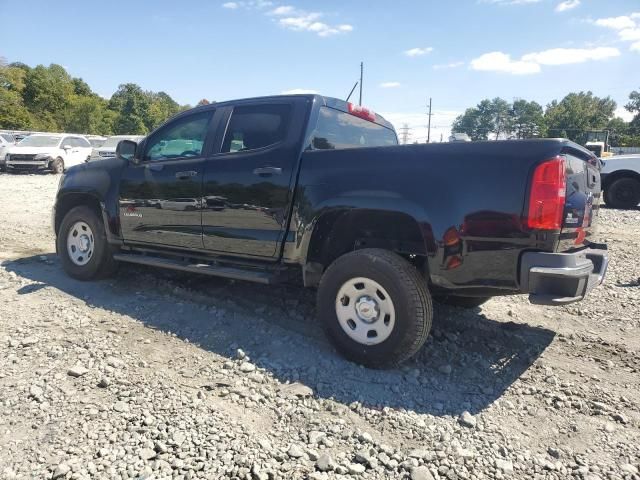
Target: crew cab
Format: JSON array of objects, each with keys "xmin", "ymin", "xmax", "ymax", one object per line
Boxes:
[
  {"xmin": 6, "ymin": 133, "xmax": 92, "ymax": 173},
  {"xmin": 52, "ymin": 94, "xmax": 608, "ymax": 367},
  {"xmin": 600, "ymin": 155, "xmax": 640, "ymax": 209}
]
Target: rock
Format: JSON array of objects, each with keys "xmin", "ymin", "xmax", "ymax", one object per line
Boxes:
[
  {"xmin": 236, "ymin": 348, "xmax": 246, "ymax": 360},
  {"xmin": 20, "ymin": 336, "xmax": 38, "ymax": 347},
  {"xmin": 97, "ymin": 377, "xmax": 110, "ymax": 388},
  {"xmin": 547, "ymin": 447, "xmax": 561, "ymax": 459},
  {"xmin": 154, "ymin": 441, "xmax": 168, "ymax": 454},
  {"xmin": 113, "ymin": 401, "xmax": 129, "ymax": 413},
  {"xmin": 278, "ymin": 382, "xmax": 314, "ymax": 398},
  {"xmin": 67, "ymin": 365, "xmax": 88, "ymax": 377},
  {"xmin": 347, "ymin": 463, "xmax": 366, "ymax": 474},
  {"xmin": 106, "ymin": 356, "xmax": 124, "ymax": 369},
  {"xmin": 495, "ymin": 459, "xmax": 514, "ymax": 473},
  {"xmin": 29, "ymin": 385, "xmax": 44, "ymax": 398},
  {"xmin": 459, "ymin": 411, "xmax": 477, "ymax": 428},
  {"xmin": 308, "ymin": 430, "xmax": 325, "ymax": 444},
  {"xmin": 239, "ymin": 362, "xmax": 256, "ymax": 373},
  {"xmin": 611, "ymin": 412, "xmax": 628, "ymax": 424},
  {"xmin": 287, "ymin": 444, "xmax": 305, "ymax": 459},
  {"xmin": 52, "ymin": 463, "xmax": 70, "ymax": 479},
  {"xmin": 411, "ymin": 466, "xmax": 435, "ymax": 480},
  {"xmin": 139, "ymin": 448, "xmax": 156, "ymax": 461},
  {"xmin": 316, "ymin": 453, "xmax": 336, "ymax": 472},
  {"xmin": 172, "ymin": 432, "xmax": 186, "ymax": 446},
  {"xmin": 620, "ymin": 464, "xmax": 638, "ymax": 474}
]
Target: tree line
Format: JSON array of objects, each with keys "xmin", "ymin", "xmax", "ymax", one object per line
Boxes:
[
  {"xmin": 452, "ymin": 90, "xmax": 640, "ymax": 147},
  {"xmin": 0, "ymin": 60, "xmax": 211, "ymax": 135}
]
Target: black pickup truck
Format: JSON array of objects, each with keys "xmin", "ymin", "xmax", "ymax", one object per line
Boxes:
[{"xmin": 53, "ymin": 94, "xmax": 608, "ymax": 367}]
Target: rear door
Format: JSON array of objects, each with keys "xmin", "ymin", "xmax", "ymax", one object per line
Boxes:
[
  {"xmin": 559, "ymin": 148, "xmax": 601, "ymax": 250},
  {"xmin": 118, "ymin": 108, "xmax": 217, "ymax": 249},
  {"xmin": 201, "ymin": 98, "xmax": 309, "ymax": 258}
]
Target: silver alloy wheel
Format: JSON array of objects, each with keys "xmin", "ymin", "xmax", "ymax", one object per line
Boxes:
[
  {"xmin": 335, "ymin": 277, "xmax": 396, "ymax": 345},
  {"xmin": 66, "ymin": 221, "xmax": 94, "ymax": 266}
]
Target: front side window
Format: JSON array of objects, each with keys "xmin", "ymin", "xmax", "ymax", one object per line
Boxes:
[
  {"xmin": 78, "ymin": 137, "xmax": 91, "ymax": 148},
  {"xmin": 310, "ymin": 107, "xmax": 398, "ymax": 150},
  {"xmin": 144, "ymin": 111, "xmax": 213, "ymax": 162},
  {"xmin": 221, "ymin": 104, "xmax": 291, "ymax": 154}
]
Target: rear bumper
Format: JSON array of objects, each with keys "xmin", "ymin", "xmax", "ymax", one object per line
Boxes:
[{"xmin": 519, "ymin": 243, "xmax": 608, "ymax": 306}]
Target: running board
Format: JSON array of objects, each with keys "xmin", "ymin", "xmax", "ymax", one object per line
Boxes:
[{"xmin": 113, "ymin": 253, "xmax": 279, "ymax": 284}]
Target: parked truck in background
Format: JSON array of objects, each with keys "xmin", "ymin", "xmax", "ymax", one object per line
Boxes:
[
  {"xmin": 52, "ymin": 94, "xmax": 608, "ymax": 367},
  {"xmin": 600, "ymin": 155, "xmax": 640, "ymax": 209}
]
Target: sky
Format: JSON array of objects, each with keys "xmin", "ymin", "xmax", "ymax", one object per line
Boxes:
[{"xmin": 1, "ymin": 0, "xmax": 639, "ymax": 142}]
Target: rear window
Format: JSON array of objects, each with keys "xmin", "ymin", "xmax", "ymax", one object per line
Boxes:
[{"xmin": 310, "ymin": 107, "xmax": 398, "ymax": 150}]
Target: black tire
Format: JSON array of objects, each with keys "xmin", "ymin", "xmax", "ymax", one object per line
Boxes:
[
  {"xmin": 604, "ymin": 177, "xmax": 640, "ymax": 209},
  {"xmin": 317, "ymin": 249, "xmax": 432, "ymax": 368},
  {"xmin": 51, "ymin": 157, "xmax": 64, "ymax": 174},
  {"xmin": 57, "ymin": 206, "xmax": 117, "ymax": 280},
  {"xmin": 433, "ymin": 295, "xmax": 491, "ymax": 309}
]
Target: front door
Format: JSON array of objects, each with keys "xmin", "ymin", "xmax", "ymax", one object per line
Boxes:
[
  {"xmin": 119, "ymin": 109, "xmax": 216, "ymax": 249},
  {"xmin": 201, "ymin": 100, "xmax": 309, "ymax": 258}
]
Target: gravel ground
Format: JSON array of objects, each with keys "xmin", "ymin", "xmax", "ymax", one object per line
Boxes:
[{"xmin": 0, "ymin": 173, "xmax": 639, "ymax": 480}]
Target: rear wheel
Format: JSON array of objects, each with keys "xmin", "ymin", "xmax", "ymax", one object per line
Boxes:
[
  {"xmin": 433, "ymin": 295, "xmax": 491, "ymax": 309},
  {"xmin": 605, "ymin": 177, "xmax": 640, "ymax": 209},
  {"xmin": 57, "ymin": 206, "xmax": 117, "ymax": 280},
  {"xmin": 50, "ymin": 157, "xmax": 64, "ymax": 174},
  {"xmin": 317, "ymin": 249, "xmax": 432, "ymax": 368}
]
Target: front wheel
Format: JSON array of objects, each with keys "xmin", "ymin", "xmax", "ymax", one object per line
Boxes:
[
  {"xmin": 50, "ymin": 157, "xmax": 64, "ymax": 174},
  {"xmin": 604, "ymin": 177, "xmax": 640, "ymax": 209},
  {"xmin": 317, "ymin": 249, "xmax": 432, "ymax": 368},
  {"xmin": 57, "ymin": 206, "xmax": 117, "ymax": 280}
]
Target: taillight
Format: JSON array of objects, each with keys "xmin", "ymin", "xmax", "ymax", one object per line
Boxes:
[
  {"xmin": 348, "ymin": 103, "xmax": 376, "ymax": 122},
  {"xmin": 525, "ymin": 156, "xmax": 566, "ymax": 230}
]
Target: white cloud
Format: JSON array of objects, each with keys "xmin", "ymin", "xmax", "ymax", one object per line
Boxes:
[
  {"xmin": 615, "ymin": 107, "xmax": 635, "ymax": 122},
  {"xmin": 281, "ymin": 88, "xmax": 318, "ymax": 94},
  {"xmin": 471, "ymin": 47, "xmax": 620, "ymax": 75},
  {"xmin": 379, "ymin": 82, "xmax": 401, "ymax": 88},
  {"xmin": 471, "ymin": 52, "xmax": 541, "ymax": 75},
  {"xmin": 433, "ymin": 61, "xmax": 465, "ymax": 70},
  {"xmin": 404, "ymin": 47, "xmax": 434, "ymax": 57},
  {"xmin": 521, "ymin": 47, "xmax": 620, "ymax": 65},
  {"xmin": 632, "ymin": 41, "xmax": 640, "ymax": 52},
  {"xmin": 382, "ymin": 111, "xmax": 461, "ymax": 144},
  {"xmin": 619, "ymin": 28, "xmax": 640, "ymax": 42},
  {"xmin": 595, "ymin": 16, "xmax": 636, "ymax": 30},
  {"xmin": 225, "ymin": 2, "xmax": 351, "ymax": 36},
  {"xmin": 555, "ymin": 0, "xmax": 580, "ymax": 12}
]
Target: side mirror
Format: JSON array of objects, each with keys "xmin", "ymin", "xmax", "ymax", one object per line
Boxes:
[
  {"xmin": 116, "ymin": 140, "xmax": 138, "ymax": 163},
  {"xmin": 63, "ymin": 144, "xmax": 72, "ymax": 150}
]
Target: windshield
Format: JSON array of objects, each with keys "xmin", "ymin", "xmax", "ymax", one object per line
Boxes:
[
  {"xmin": 1, "ymin": 134, "xmax": 14, "ymax": 143},
  {"xmin": 101, "ymin": 136, "xmax": 141, "ymax": 148},
  {"xmin": 18, "ymin": 136, "xmax": 62, "ymax": 148}
]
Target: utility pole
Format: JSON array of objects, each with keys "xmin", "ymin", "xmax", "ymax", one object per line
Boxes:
[
  {"xmin": 399, "ymin": 123, "xmax": 411, "ymax": 145},
  {"xmin": 426, "ymin": 97, "xmax": 433, "ymax": 143},
  {"xmin": 359, "ymin": 62, "xmax": 364, "ymax": 106}
]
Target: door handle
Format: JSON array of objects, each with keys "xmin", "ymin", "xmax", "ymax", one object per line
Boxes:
[
  {"xmin": 175, "ymin": 170, "xmax": 198, "ymax": 180},
  {"xmin": 146, "ymin": 163, "xmax": 163, "ymax": 172},
  {"xmin": 253, "ymin": 166, "xmax": 282, "ymax": 177}
]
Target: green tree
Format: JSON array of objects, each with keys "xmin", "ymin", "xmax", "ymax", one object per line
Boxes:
[
  {"xmin": 510, "ymin": 100, "xmax": 545, "ymax": 139},
  {"xmin": 626, "ymin": 88, "xmax": 640, "ymax": 125},
  {"xmin": 109, "ymin": 83, "xmax": 152, "ymax": 135},
  {"xmin": 65, "ymin": 96, "xmax": 115, "ymax": 135},
  {"xmin": 22, "ymin": 64, "xmax": 75, "ymax": 130},
  {"xmin": 452, "ymin": 97, "xmax": 514, "ymax": 140},
  {"xmin": 451, "ymin": 107, "xmax": 482, "ymax": 140},
  {"xmin": 544, "ymin": 91, "xmax": 616, "ymax": 143},
  {"xmin": 146, "ymin": 91, "xmax": 180, "ymax": 130}
]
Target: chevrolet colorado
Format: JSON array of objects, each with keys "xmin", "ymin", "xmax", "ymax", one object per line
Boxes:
[{"xmin": 53, "ymin": 94, "xmax": 608, "ymax": 367}]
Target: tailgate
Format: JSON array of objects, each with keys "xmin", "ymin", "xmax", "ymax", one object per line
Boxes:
[{"xmin": 559, "ymin": 148, "xmax": 601, "ymax": 251}]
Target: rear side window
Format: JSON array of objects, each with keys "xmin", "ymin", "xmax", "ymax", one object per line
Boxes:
[
  {"xmin": 221, "ymin": 104, "xmax": 291, "ymax": 153},
  {"xmin": 77, "ymin": 137, "xmax": 91, "ymax": 148},
  {"xmin": 310, "ymin": 107, "xmax": 398, "ymax": 150}
]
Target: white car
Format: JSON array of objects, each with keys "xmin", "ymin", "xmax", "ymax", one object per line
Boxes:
[
  {"xmin": 90, "ymin": 135, "xmax": 145, "ymax": 160},
  {"xmin": 600, "ymin": 154, "xmax": 640, "ymax": 209},
  {"xmin": 0, "ymin": 133, "xmax": 16, "ymax": 171},
  {"xmin": 6, "ymin": 134, "xmax": 93, "ymax": 174}
]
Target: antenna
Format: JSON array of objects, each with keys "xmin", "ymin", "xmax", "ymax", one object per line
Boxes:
[{"xmin": 346, "ymin": 81, "xmax": 359, "ymax": 102}]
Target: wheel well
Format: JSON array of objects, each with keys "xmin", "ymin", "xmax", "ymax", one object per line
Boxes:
[
  {"xmin": 304, "ymin": 209, "xmax": 428, "ymax": 286},
  {"xmin": 55, "ymin": 194, "xmax": 102, "ymax": 236},
  {"xmin": 603, "ymin": 170, "xmax": 640, "ymax": 190}
]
